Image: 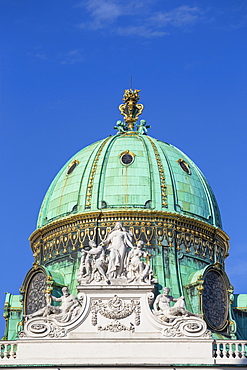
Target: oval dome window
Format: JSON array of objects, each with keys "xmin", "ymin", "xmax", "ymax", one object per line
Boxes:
[
  {"xmin": 67, "ymin": 160, "xmax": 79, "ymax": 175},
  {"xmin": 178, "ymin": 159, "xmax": 191, "ymax": 175}
]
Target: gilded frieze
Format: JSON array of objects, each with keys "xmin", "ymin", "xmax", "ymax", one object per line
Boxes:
[{"xmin": 30, "ymin": 211, "xmax": 229, "ymax": 266}]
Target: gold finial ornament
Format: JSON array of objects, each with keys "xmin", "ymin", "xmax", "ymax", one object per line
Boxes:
[{"xmin": 119, "ymin": 89, "xmax": 144, "ymax": 130}]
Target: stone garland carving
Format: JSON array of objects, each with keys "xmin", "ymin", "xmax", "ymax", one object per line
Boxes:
[
  {"xmin": 202, "ymin": 270, "xmax": 228, "ymax": 330},
  {"xmin": 91, "ymin": 295, "xmax": 141, "ymax": 332},
  {"xmin": 19, "ymin": 289, "xmax": 86, "ymax": 339},
  {"xmin": 77, "ymin": 222, "xmax": 155, "ymax": 285},
  {"xmin": 98, "ymin": 321, "xmax": 135, "ymax": 333}
]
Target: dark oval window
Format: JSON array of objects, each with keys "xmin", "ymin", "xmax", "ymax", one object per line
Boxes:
[
  {"xmin": 178, "ymin": 159, "xmax": 190, "ymax": 175},
  {"xmin": 67, "ymin": 161, "xmax": 78, "ymax": 175},
  {"xmin": 121, "ymin": 153, "xmax": 134, "ymax": 165}
]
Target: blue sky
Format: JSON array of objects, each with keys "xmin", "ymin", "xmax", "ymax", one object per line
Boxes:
[{"xmin": 0, "ymin": 0, "xmax": 247, "ymax": 334}]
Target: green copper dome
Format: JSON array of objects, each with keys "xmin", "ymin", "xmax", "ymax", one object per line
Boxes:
[{"xmin": 37, "ymin": 132, "xmax": 221, "ymax": 229}]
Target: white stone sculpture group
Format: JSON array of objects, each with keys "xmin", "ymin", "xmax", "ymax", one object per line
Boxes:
[
  {"xmin": 77, "ymin": 222, "xmax": 153, "ymax": 285},
  {"xmin": 21, "ymin": 222, "xmax": 208, "ymax": 340}
]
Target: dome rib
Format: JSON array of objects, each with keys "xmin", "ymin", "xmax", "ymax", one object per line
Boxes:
[
  {"xmin": 139, "ymin": 135, "xmax": 155, "ymax": 209},
  {"xmin": 85, "ymin": 136, "xmax": 112, "ymax": 210},
  {"xmin": 157, "ymin": 141, "xmax": 178, "ymax": 213},
  {"xmin": 75, "ymin": 139, "xmax": 106, "ymax": 213},
  {"xmin": 37, "ymin": 133, "xmax": 222, "ymax": 229},
  {"xmin": 96, "ymin": 135, "xmax": 121, "ymax": 210}
]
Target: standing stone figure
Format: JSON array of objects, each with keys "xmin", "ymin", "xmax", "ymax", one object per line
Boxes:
[
  {"xmin": 126, "ymin": 240, "xmax": 152, "ymax": 283},
  {"xmin": 77, "ymin": 241, "xmax": 109, "ymax": 284},
  {"xmin": 102, "ymin": 222, "xmax": 134, "ymax": 279}
]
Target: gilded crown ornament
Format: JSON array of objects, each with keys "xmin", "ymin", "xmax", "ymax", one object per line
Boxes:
[{"xmin": 118, "ymin": 89, "xmax": 144, "ymax": 131}]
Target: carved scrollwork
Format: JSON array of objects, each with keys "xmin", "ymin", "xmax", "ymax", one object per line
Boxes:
[
  {"xmin": 30, "ymin": 323, "xmax": 47, "ymax": 334},
  {"xmin": 98, "ymin": 320, "xmax": 135, "ymax": 332},
  {"xmin": 161, "ymin": 317, "xmax": 211, "ymax": 338}
]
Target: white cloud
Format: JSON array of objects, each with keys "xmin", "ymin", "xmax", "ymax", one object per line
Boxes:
[
  {"xmin": 80, "ymin": 0, "xmax": 125, "ymax": 29},
  {"xmin": 116, "ymin": 26, "xmax": 168, "ymax": 38},
  {"xmin": 60, "ymin": 49, "xmax": 84, "ymax": 65},
  {"xmin": 27, "ymin": 47, "xmax": 47, "ymax": 61},
  {"xmin": 150, "ymin": 6, "xmax": 202, "ymax": 28},
  {"xmin": 79, "ymin": 0, "xmax": 155, "ymax": 30},
  {"xmin": 77, "ymin": 1, "xmax": 207, "ymax": 37}
]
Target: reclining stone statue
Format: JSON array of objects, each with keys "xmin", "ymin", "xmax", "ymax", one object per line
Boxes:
[
  {"xmin": 25, "ymin": 287, "xmax": 80, "ymax": 323},
  {"xmin": 153, "ymin": 287, "xmax": 202, "ymax": 323}
]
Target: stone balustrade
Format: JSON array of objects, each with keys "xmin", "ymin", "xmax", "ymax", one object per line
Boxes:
[
  {"xmin": 213, "ymin": 340, "xmax": 247, "ymax": 363},
  {"xmin": 0, "ymin": 339, "xmax": 247, "ymax": 366},
  {"xmin": 0, "ymin": 342, "xmax": 17, "ymax": 360}
]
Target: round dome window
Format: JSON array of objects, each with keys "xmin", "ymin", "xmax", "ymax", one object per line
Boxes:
[{"xmin": 120, "ymin": 150, "xmax": 135, "ymax": 166}]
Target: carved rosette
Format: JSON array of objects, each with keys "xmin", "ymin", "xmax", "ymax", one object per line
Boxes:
[{"xmin": 91, "ymin": 295, "xmax": 141, "ymax": 332}]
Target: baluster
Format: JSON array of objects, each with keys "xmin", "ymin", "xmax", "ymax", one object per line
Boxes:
[
  {"xmin": 238, "ymin": 343, "xmax": 242, "ymax": 358},
  {"xmin": 3, "ymin": 344, "xmax": 8, "ymax": 359},
  {"xmin": 229, "ymin": 342, "xmax": 234, "ymax": 358},
  {"xmin": 222, "ymin": 343, "xmax": 228, "ymax": 358},
  {"xmin": 10, "ymin": 344, "xmax": 15, "ymax": 358},
  {"xmin": 241, "ymin": 343, "xmax": 246, "ymax": 358},
  {"xmin": 219, "ymin": 343, "xmax": 224, "ymax": 358},
  {"xmin": 216, "ymin": 342, "xmax": 220, "ymax": 358},
  {"xmin": 212, "ymin": 341, "xmax": 217, "ymax": 358}
]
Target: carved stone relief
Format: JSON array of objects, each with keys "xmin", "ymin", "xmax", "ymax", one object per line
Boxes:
[
  {"xmin": 91, "ymin": 295, "xmax": 141, "ymax": 332},
  {"xmin": 162, "ymin": 317, "xmax": 211, "ymax": 338}
]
